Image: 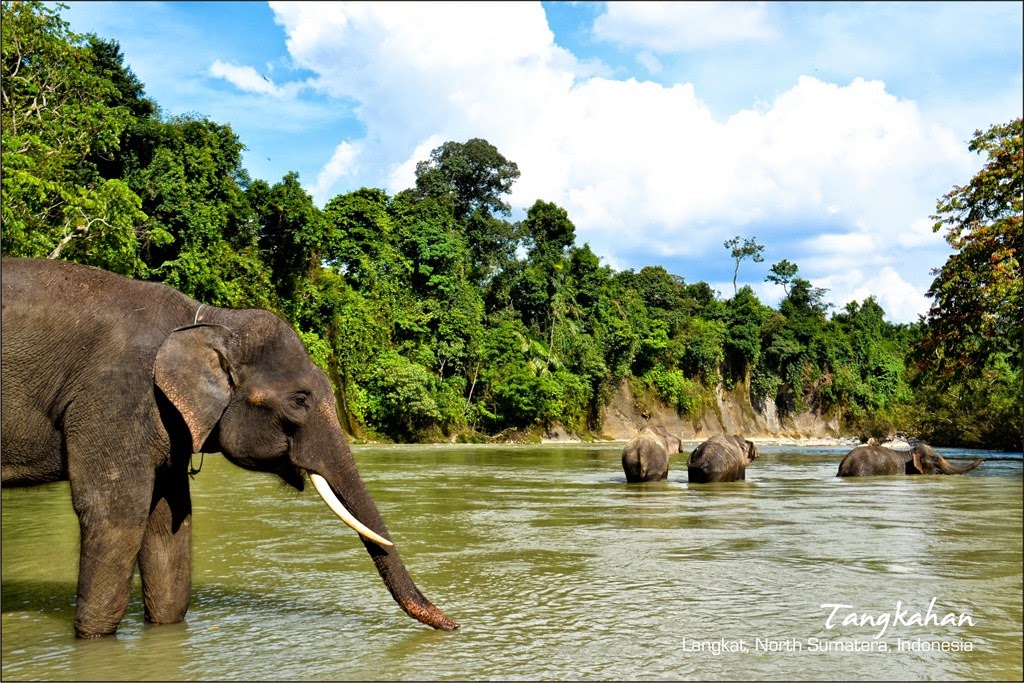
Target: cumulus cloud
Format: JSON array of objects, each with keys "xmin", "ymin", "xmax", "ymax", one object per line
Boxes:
[{"xmin": 254, "ymin": 1, "xmax": 985, "ymax": 322}]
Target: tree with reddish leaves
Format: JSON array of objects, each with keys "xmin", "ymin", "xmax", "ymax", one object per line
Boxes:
[
  {"xmin": 920, "ymin": 118, "xmax": 1022, "ymax": 379},
  {"xmin": 913, "ymin": 118, "xmax": 1022, "ymax": 449}
]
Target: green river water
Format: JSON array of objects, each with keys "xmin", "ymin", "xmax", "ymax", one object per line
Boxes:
[{"xmin": 2, "ymin": 443, "xmax": 1021, "ymax": 681}]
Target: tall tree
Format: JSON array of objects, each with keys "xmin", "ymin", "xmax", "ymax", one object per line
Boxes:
[
  {"xmin": 919, "ymin": 117, "xmax": 1023, "ymax": 380},
  {"xmin": 912, "ymin": 118, "xmax": 1022, "ymax": 450},
  {"xmin": 413, "ymin": 138, "xmax": 520, "ymax": 222},
  {"xmin": 724, "ymin": 235, "xmax": 765, "ymax": 294},
  {"xmin": 413, "ymin": 138, "xmax": 522, "ymax": 285}
]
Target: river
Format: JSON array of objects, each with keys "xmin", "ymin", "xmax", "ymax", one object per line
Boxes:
[{"xmin": 2, "ymin": 443, "xmax": 1021, "ymax": 680}]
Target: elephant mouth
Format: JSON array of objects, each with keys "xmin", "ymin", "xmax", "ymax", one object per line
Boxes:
[{"xmin": 309, "ymin": 473, "xmax": 393, "ymax": 548}]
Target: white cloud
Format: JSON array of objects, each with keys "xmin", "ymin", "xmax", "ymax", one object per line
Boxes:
[
  {"xmin": 209, "ymin": 60, "xmax": 287, "ymax": 98},
  {"xmin": 257, "ymin": 1, "xmax": 991, "ymax": 323},
  {"xmin": 818, "ymin": 266, "xmax": 933, "ymax": 324},
  {"xmin": 593, "ymin": 1, "xmax": 777, "ymax": 51},
  {"xmin": 310, "ymin": 142, "xmax": 360, "ymax": 204}
]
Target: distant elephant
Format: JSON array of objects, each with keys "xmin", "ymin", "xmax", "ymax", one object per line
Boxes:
[
  {"xmin": 687, "ymin": 434, "xmax": 759, "ymax": 483},
  {"xmin": 622, "ymin": 425, "xmax": 684, "ymax": 482},
  {"xmin": 0, "ymin": 257, "xmax": 458, "ymax": 637},
  {"xmin": 837, "ymin": 442, "xmax": 983, "ymax": 477}
]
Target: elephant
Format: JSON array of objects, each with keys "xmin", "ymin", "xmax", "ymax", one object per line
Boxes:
[
  {"xmin": 0, "ymin": 257, "xmax": 458, "ymax": 637},
  {"xmin": 621, "ymin": 425, "xmax": 683, "ymax": 482},
  {"xmin": 687, "ymin": 434, "xmax": 759, "ymax": 483},
  {"xmin": 837, "ymin": 442, "xmax": 983, "ymax": 477}
]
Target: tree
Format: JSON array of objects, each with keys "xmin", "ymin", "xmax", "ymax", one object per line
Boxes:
[
  {"xmin": 766, "ymin": 259, "xmax": 799, "ymax": 295},
  {"xmin": 1, "ymin": 0, "xmax": 146, "ymax": 274},
  {"xmin": 412, "ymin": 138, "xmax": 522, "ymax": 286},
  {"xmin": 912, "ymin": 117, "xmax": 1022, "ymax": 450},
  {"xmin": 413, "ymin": 137, "xmax": 520, "ymax": 222},
  {"xmin": 919, "ymin": 117, "xmax": 1022, "ymax": 381},
  {"xmin": 514, "ymin": 200, "xmax": 576, "ymax": 345},
  {"xmin": 724, "ymin": 235, "xmax": 765, "ymax": 294}
]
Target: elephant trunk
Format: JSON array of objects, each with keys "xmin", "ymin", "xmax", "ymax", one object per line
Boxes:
[
  {"xmin": 939, "ymin": 457, "xmax": 983, "ymax": 475},
  {"xmin": 316, "ymin": 465, "xmax": 459, "ymax": 631},
  {"xmin": 295, "ymin": 405, "xmax": 458, "ymax": 631}
]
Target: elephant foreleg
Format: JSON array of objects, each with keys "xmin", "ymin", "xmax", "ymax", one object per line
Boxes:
[
  {"xmin": 68, "ymin": 438, "xmax": 154, "ymax": 637},
  {"xmin": 138, "ymin": 469, "xmax": 192, "ymax": 625},
  {"xmin": 72, "ymin": 509, "xmax": 149, "ymax": 637}
]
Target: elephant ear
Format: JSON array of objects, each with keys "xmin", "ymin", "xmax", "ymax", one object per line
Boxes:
[
  {"xmin": 910, "ymin": 451, "xmax": 926, "ymax": 474},
  {"xmin": 154, "ymin": 324, "xmax": 234, "ymax": 453}
]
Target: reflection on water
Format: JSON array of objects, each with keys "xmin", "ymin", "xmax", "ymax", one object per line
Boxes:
[{"xmin": 3, "ymin": 445, "xmax": 1021, "ymax": 680}]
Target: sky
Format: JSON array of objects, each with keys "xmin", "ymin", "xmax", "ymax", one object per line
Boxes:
[{"xmin": 58, "ymin": 1, "xmax": 1023, "ymax": 323}]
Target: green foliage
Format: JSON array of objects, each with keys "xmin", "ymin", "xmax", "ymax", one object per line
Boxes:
[
  {"xmin": 642, "ymin": 365, "xmax": 702, "ymax": 416},
  {"xmin": 358, "ymin": 351, "xmax": 442, "ymax": 442},
  {"xmin": 1, "ymin": 0, "xmax": 146, "ymax": 273},
  {"xmin": 672, "ymin": 317, "xmax": 726, "ymax": 386},
  {"xmin": 918, "ymin": 118, "xmax": 1022, "ymax": 382},
  {"xmin": 766, "ymin": 259, "xmax": 799, "ymax": 294},
  {"xmin": 909, "ymin": 118, "xmax": 1023, "ymax": 451},
  {"xmin": 413, "ymin": 137, "xmax": 520, "ymax": 222}
]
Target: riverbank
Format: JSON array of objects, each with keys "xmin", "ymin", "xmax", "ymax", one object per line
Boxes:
[{"xmin": 539, "ymin": 428, "xmax": 874, "ymax": 449}]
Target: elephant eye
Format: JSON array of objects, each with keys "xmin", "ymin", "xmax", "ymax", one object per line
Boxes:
[{"xmin": 288, "ymin": 392, "xmax": 311, "ymax": 412}]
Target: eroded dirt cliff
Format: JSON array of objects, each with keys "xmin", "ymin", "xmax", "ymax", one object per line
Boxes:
[{"xmin": 598, "ymin": 379, "xmax": 842, "ymax": 442}]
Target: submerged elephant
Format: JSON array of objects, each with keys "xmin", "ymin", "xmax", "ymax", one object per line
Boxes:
[
  {"xmin": 687, "ymin": 434, "xmax": 759, "ymax": 483},
  {"xmin": 837, "ymin": 442, "xmax": 982, "ymax": 477},
  {"xmin": 0, "ymin": 257, "xmax": 458, "ymax": 637},
  {"xmin": 621, "ymin": 425, "xmax": 684, "ymax": 482}
]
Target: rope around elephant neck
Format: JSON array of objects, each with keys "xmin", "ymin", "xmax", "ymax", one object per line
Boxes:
[
  {"xmin": 193, "ymin": 304, "xmax": 204, "ymax": 325},
  {"xmin": 189, "ymin": 453, "xmax": 204, "ymax": 478}
]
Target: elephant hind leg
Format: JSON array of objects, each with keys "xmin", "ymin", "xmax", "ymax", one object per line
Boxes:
[{"xmin": 138, "ymin": 469, "xmax": 192, "ymax": 624}]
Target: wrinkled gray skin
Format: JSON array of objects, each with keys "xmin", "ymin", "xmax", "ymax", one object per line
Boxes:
[
  {"xmin": 837, "ymin": 443, "xmax": 982, "ymax": 477},
  {"xmin": 622, "ymin": 426, "xmax": 684, "ymax": 482},
  {"xmin": 687, "ymin": 434, "xmax": 759, "ymax": 483},
  {"xmin": 0, "ymin": 258, "xmax": 458, "ymax": 637}
]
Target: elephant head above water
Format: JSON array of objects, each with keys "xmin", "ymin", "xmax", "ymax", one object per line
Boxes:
[
  {"xmin": 687, "ymin": 434, "xmax": 759, "ymax": 483},
  {"xmin": 0, "ymin": 257, "xmax": 458, "ymax": 637},
  {"xmin": 621, "ymin": 425, "xmax": 684, "ymax": 482},
  {"xmin": 837, "ymin": 442, "xmax": 983, "ymax": 477}
]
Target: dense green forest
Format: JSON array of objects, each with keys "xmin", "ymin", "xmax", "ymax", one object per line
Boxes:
[{"xmin": 2, "ymin": 2, "xmax": 1021, "ymax": 449}]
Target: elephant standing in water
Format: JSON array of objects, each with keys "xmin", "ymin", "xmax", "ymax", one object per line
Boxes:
[
  {"xmin": 622, "ymin": 425, "xmax": 684, "ymax": 482},
  {"xmin": 0, "ymin": 257, "xmax": 458, "ymax": 637},
  {"xmin": 837, "ymin": 442, "xmax": 982, "ymax": 477},
  {"xmin": 687, "ymin": 434, "xmax": 759, "ymax": 483}
]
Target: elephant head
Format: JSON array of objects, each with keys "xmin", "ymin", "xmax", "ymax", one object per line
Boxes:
[
  {"xmin": 909, "ymin": 444, "xmax": 983, "ymax": 475},
  {"xmin": 154, "ymin": 311, "xmax": 459, "ymax": 631}
]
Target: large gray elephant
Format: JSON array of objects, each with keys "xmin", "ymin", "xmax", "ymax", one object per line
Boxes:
[
  {"xmin": 837, "ymin": 442, "xmax": 983, "ymax": 477},
  {"xmin": 687, "ymin": 434, "xmax": 759, "ymax": 483},
  {"xmin": 621, "ymin": 425, "xmax": 684, "ymax": 482},
  {"xmin": 0, "ymin": 257, "xmax": 458, "ymax": 637}
]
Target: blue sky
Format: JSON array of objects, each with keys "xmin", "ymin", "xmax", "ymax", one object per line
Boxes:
[{"xmin": 59, "ymin": 1, "xmax": 1023, "ymax": 322}]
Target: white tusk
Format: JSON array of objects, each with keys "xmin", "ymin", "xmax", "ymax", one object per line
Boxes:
[{"xmin": 310, "ymin": 473, "xmax": 393, "ymax": 547}]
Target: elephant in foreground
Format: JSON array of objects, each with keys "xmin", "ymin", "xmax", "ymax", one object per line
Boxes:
[
  {"xmin": 0, "ymin": 257, "xmax": 458, "ymax": 637},
  {"xmin": 622, "ymin": 426, "xmax": 684, "ymax": 482},
  {"xmin": 837, "ymin": 442, "xmax": 983, "ymax": 477},
  {"xmin": 687, "ymin": 434, "xmax": 759, "ymax": 483}
]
